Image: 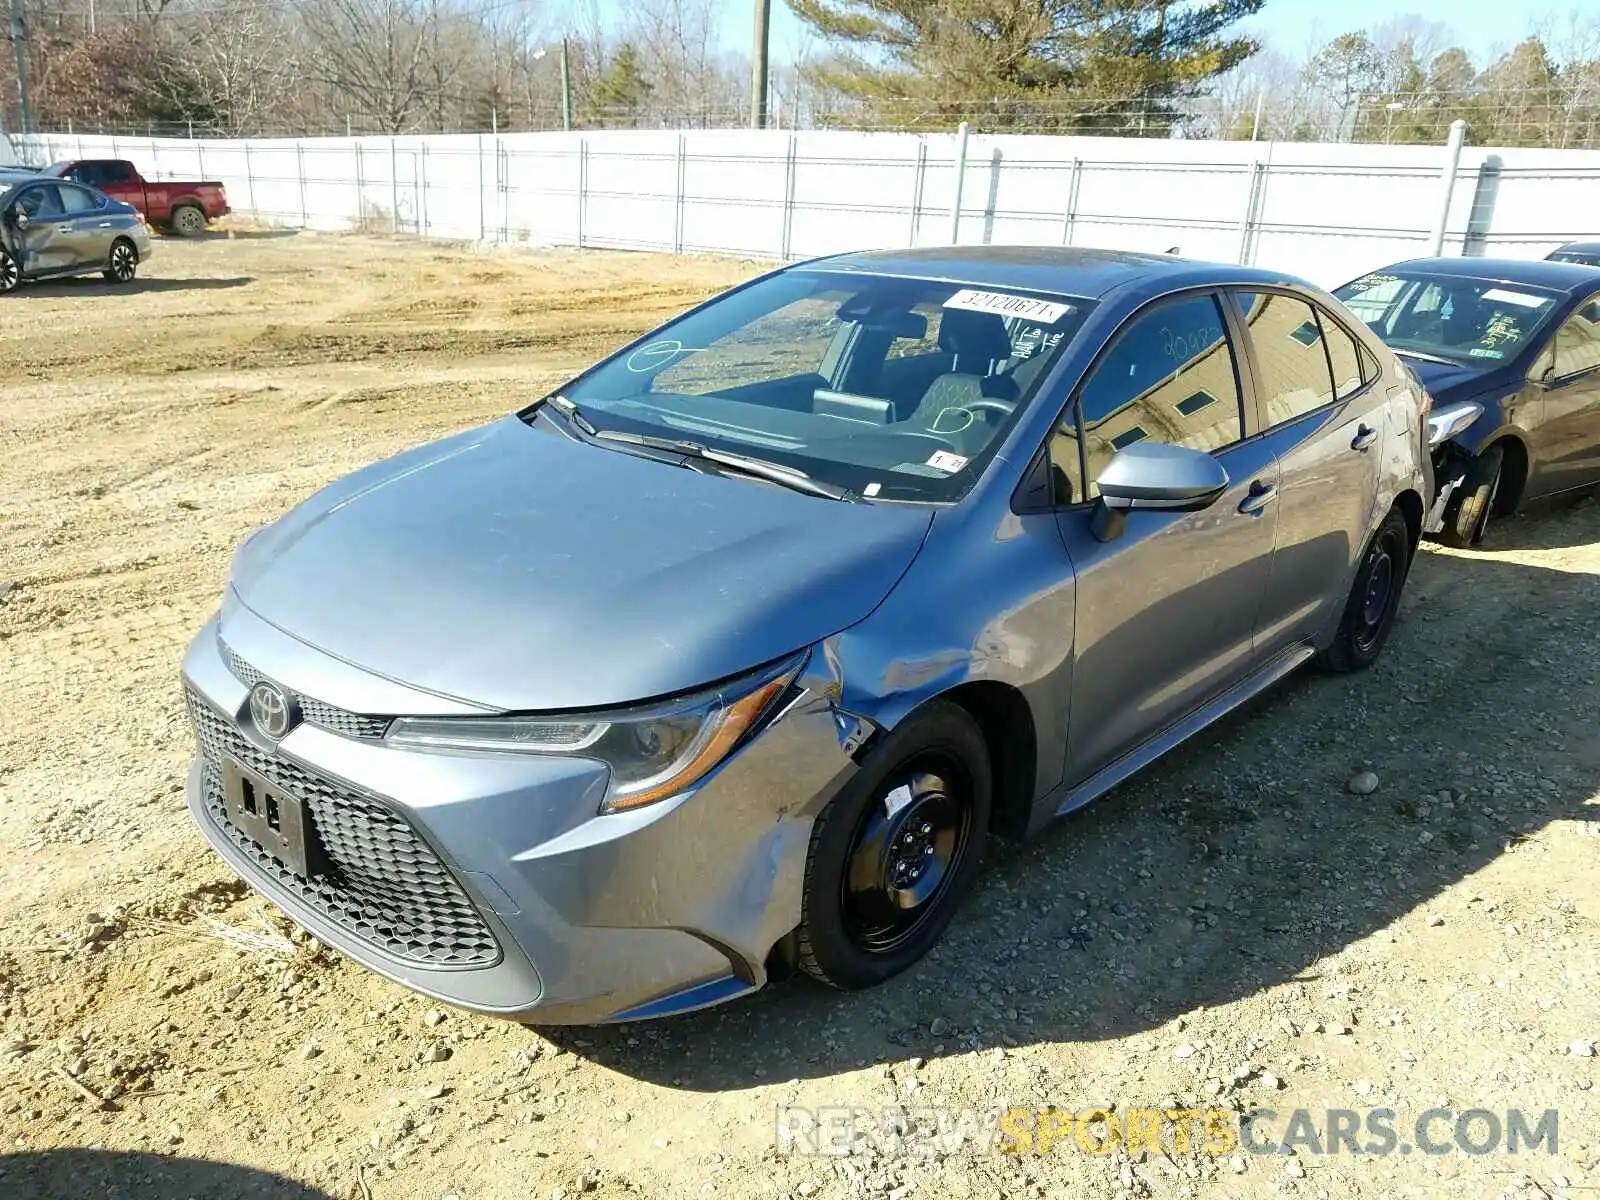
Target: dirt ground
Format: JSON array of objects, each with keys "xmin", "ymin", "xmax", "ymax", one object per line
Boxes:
[{"xmin": 1, "ymin": 233, "xmax": 1597, "ymax": 1200}]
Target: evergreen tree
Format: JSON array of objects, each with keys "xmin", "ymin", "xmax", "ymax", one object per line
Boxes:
[
  {"xmin": 588, "ymin": 43, "xmax": 654, "ymax": 127},
  {"xmin": 788, "ymin": 0, "xmax": 1265, "ymax": 133}
]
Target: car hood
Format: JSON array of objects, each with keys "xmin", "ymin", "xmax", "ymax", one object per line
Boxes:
[
  {"xmin": 230, "ymin": 416, "xmax": 934, "ymax": 712},
  {"xmin": 1396, "ymin": 354, "xmax": 1494, "ymax": 398}
]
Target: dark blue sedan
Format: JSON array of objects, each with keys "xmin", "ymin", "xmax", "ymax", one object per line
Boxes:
[{"xmin": 1335, "ymin": 257, "xmax": 1600, "ymax": 546}]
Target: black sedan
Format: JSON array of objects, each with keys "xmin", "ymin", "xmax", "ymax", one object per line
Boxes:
[
  {"xmin": 1549, "ymin": 242, "xmax": 1600, "ymax": 267},
  {"xmin": 1334, "ymin": 257, "xmax": 1600, "ymax": 546}
]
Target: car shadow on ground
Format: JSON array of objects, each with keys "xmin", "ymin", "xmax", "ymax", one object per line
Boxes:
[
  {"xmin": 0, "ymin": 1150, "xmax": 332, "ymax": 1199},
  {"xmin": 21, "ymin": 276, "xmax": 253, "ymax": 296},
  {"xmin": 539, "ymin": 502, "xmax": 1600, "ymax": 1090}
]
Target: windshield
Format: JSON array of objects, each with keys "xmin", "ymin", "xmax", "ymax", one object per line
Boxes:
[
  {"xmin": 549, "ymin": 269, "xmax": 1091, "ymax": 502},
  {"xmin": 1551, "ymin": 251, "xmax": 1600, "ymax": 267},
  {"xmin": 1334, "ymin": 269, "xmax": 1562, "ymax": 365}
]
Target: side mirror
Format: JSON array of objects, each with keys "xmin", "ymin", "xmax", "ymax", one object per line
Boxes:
[{"xmin": 1090, "ymin": 442, "xmax": 1230, "ymax": 542}]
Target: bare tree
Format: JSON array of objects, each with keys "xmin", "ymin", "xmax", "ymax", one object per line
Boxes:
[{"xmin": 299, "ymin": 0, "xmax": 434, "ymax": 133}]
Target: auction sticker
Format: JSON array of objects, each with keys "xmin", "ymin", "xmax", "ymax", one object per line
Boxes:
[
  {"xmin": 926, "ymin": 450, "xmax": 969, "ymax": 473},
  {"xmin": 1482, "ymin": 288, "xmax": 1547, "ymax": 309},
  {"xmin": 945, "ymin": 288, "xmax": 1072, "ymax": 324}
]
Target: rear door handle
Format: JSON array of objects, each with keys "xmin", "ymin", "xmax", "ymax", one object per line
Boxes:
[
  {"xmin": 57, "ymin": 225, "xmax": 73, "ymax": 234},
  {"xmin": 1351, "ymin": 424, "xmax": 1379, "ymax": 451},
  {"xmin": 1238, "ymin": 480, "xmax": 1277, "ymax": 514}
]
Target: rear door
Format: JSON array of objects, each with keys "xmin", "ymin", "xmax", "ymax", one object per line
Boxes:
[
  {"xmin": 1229, "ymin": 288, "xmax": 1388, "ymax": 653},
  {"xmin": 1528, "ymin": 293, "xmax": 1600, "ymax": 496},
  {"xmin": 1052, "ymin": 290, "xmax": 1282, "ymax": 784},
  {"xmin": 58, "ymin": 182, "xmax": 115, "ymax": 267}
]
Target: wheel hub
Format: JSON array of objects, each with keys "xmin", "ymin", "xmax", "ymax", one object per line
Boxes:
[{"xmin": 840, "ymin": 763, "xmax": 972, "ymax": 955}]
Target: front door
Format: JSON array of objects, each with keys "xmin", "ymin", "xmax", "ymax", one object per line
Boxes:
[
  {"xmin": 1051, "ymin": 291, "xmax": 1281, "ymax": 785},
  {"xmin": 1232, "ymin": 289, "xmax": 1391, "ymax": 651},
  {"xmin": 1528, "ymin": 294, "xmax": 1600, "ymax": 498},
  {"xmin": 10, "ymin": 184, "xmax": 77, "ymax": 276}
]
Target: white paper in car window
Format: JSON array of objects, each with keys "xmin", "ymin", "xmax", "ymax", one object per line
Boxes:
[
  {"xmin": 1482, "ymin": 288, "xmax": 1547, "ymax": 309},
  {"xmin": 944, "ymin": 288, "xmax": 1072, "ymax": 325}
]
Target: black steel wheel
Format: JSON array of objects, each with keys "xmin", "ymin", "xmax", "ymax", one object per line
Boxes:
[
  {"xmin": 797, "ymin": 701, "xmax": 990, "ymax": 990},
  {"xmin": 1319, "ymin": 508, "xmax": 1413, "ymax": 673},
  {"xmin": 104, "ymin": 239, "xmax": 138, "ymax": 284}
]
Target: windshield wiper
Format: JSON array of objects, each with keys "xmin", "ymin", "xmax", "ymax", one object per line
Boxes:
[
  {"xmin": 1394, "ymin": 348, "xmax": 1465, "ymax": 367},
  {"xmin": 593, "ymin": 431, "xmax": 855, "ymax": 501},
  {"xmin": 530, "ymin": 393, "xmax": 598, "ymax": 436}
]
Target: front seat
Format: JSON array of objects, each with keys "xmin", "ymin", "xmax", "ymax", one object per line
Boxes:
[{"xmin": 904, "ymin": 310, "xmax": 1018, "ymax": 442}]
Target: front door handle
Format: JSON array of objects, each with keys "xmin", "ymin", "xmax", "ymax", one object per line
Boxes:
[
  {"xmin": 1351, "ymin": 424, "xmax": 1379, "ymax": 451},
  {"xmin": 56, "ymin": 225, "xmax": 73, "ymax": 234},
  {"xmin": 1238, "ymin": 480, "xmax": 1277, "ymax": 514}
]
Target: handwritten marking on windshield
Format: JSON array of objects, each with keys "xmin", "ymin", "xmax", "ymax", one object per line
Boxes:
[{"xmin": 625, "ymin": 339, "xmax": 703, "ymax": 373}]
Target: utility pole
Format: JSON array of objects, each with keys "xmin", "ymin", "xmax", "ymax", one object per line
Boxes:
[
  {"xmin": 8, "ymin": 0, "xmax": 31, "ymax": 136},
  {"xmin": 560, "ymin": 37, "xmax": 572, "ymax": 131},
  {"xmin": 750, "ymin": 0, "xmax": 771, "ymax": 129}
]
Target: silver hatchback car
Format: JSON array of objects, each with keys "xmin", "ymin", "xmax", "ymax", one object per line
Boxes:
[
  {"xmin": 181, "ymin": 248, "xmax": 1431, "ymax": 1024},
  {"xmin": 0, "ymin": 169, "xmax": 153, "ymax": 293}
]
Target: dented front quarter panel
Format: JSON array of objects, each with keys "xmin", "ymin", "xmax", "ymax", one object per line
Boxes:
[{"xmin": 820, "ymin": 486, "xmax": 1078, "ymax": 823}]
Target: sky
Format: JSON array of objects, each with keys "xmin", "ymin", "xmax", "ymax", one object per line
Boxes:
[{"xmin": 714, "ymin": 0, "xmax": 1554, "ymax": 68}]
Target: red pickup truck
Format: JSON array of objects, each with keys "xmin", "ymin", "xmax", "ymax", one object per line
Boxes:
[{"xmin": 43, "ymin": 159, "xmax": 229, "ymax": 237}]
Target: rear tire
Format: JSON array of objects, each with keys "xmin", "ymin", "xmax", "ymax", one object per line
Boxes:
[
  {"xmin": 103, "ymin": 239, "xmax": 138, "ymax": 284},
  {"xmin": 1319, "ymin": 508, "xmax": 1412, "ymax": 674},
  {"xmin": 1436, "ymin": 444, "xmax": 1504, "ymax": 549},
  {"xmin": 797, "ymin": 701, "xmax": 990, "ymax": 991},
  {"xmin": 0, "ymin": 248, "xmax": 18, "ymax": 294},
  {"xmin": 171, "ymin": 205, "xmax": 207, "ymax": 238}
]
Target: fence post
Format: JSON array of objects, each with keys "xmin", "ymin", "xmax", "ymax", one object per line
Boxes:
[
  {"xmin": 674, "ymin": 133, "xmax": 686, "ymax": 254},
  {"xmin": 196, "ymin": 139, "xmax": 205, "ymax": 183},
  {"xmin": 1059, "ymin": 156, "xmax": 1082, "ymax": 245},
  {"xmin": 296, "ymin": 140, "xmax": 308, "ymax": 228},
  {"xmin": 243, "ymin": 141, "xmax": 256, "ymax": 217},
  {"xmin": 354, "ymin": 141, "xmax": 364, "ymax": 231},
  {"xmin": 1236, "ymin": 161, "xmax": 1264, "ymax": 265},
  {"xmin": 780, "ymin": 133, "xmax": 797, "ymax": 260},
  {"xmin": 908, "ymin": 141, "xmax": 926, "ymax": 247},
  {"xmin": 1428, "ymin": 119, "xmax": 1468, "ymax": 257},
  {"xmin": 421, "ymin": 143, "xmax": 430, "ymax": 236},
  {"xmin": 577, "ymin": 138, "xmax": 587, "ymax": 249},
  {"xmin": 390, "ymin": 138, "xmax": 399, "ymax": 234},
  {"xmin": 949, "ymin": 121, "xmax": 970, "ymax": 245},
  {"xmin": 477, "ymin": 133, "xmax": 487, "ymax": 241}
]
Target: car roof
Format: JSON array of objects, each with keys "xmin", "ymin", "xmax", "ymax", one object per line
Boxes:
[
  {"xmin": 1553, "ymin": 241, "xmax": 1600, "ymax": 253},
  {"xmin": 0, "ymin": 168, "xmax": 45, "ymax": 182},
  {"xmin": 802, "ymin": 245, "xmax": 1316, "ymax": 301},
  {"xmin": 1373, "ymin": 255, "xmax": 1600, "ymax": 292}
]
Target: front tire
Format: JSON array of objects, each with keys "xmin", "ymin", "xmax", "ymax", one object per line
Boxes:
[
  {"xmin": 797, "ymin": 701, "xmax": 991, "ymax": 991},
  {"xmin": 1436, "ymin": 444, "xmax": 1504, "ymax": 549},
  {"xmin": 171, "ymin": 205, "xmax": 207, "ymax": 238},
  {"xmin": 104, "ymin": 239, "xmax": 138, "ymax": 284},
  {"xmin": 0, "ymin": 248, "xmax": 19, "ymax": 294},
  {"xmin": 1319, "ymin": 508, "xmax": 1412, "ymax": 673}
]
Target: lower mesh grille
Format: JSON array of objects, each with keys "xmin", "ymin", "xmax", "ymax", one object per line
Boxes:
[{"xmin": 187, "ymin": 688, "xmax": 501, "ymax": 969}]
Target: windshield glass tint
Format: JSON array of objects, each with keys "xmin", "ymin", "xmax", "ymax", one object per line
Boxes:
[
  {"xmin": 1334, "ymin": 270, "xmax": 1561, "ymax": 364},
  {"xmin": 556, "ymin": 269, "xmax": 1091, "ymax": 501}
]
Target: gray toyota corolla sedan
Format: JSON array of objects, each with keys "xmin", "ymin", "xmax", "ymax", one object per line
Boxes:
[{"xmin": 181, "ymin": 247, "xmax": 1431, "ymax": 1024}]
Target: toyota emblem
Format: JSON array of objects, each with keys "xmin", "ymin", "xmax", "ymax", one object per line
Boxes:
[{"xmin": 248, "ymin": 680, "xmax": 297, "ymax": 740}]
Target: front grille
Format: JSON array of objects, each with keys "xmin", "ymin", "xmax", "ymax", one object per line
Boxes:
[
  {"xmin": 187, "ymin": 689, "xmax": 502, "ymax": 969},
  {"xmin": 222, "ymin": 643, "xmax": 390, "ymax": 740}
]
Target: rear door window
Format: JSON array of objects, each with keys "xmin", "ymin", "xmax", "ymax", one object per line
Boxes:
[{"xmin": 1234, "ymin": 290, "xmax": 1338, "ymax": 428}]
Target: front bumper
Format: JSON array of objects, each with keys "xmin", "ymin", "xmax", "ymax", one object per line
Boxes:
[{"xmin": 180, "ymin": 606, "xmax": 855, "ymax": 1024}]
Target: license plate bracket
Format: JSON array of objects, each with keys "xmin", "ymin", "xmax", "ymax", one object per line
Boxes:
[{"xmin": 220, "ymin": 758, "xmax": 321, "ymax": 880}]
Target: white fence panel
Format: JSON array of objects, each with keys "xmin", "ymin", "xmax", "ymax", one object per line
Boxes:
[{"xmin": 9, "ymin": 126, "xmax": 1600, "ymax": 289}]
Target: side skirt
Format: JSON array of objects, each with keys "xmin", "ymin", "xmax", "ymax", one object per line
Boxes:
[{"xmin": 1053, "ymin": 643, "xmax": 1317, "ymax": 821}]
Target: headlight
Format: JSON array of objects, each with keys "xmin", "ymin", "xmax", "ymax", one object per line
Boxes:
[{"xmin": 384, "ymin": 654, "xmax": 805, "ymax": 813}]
